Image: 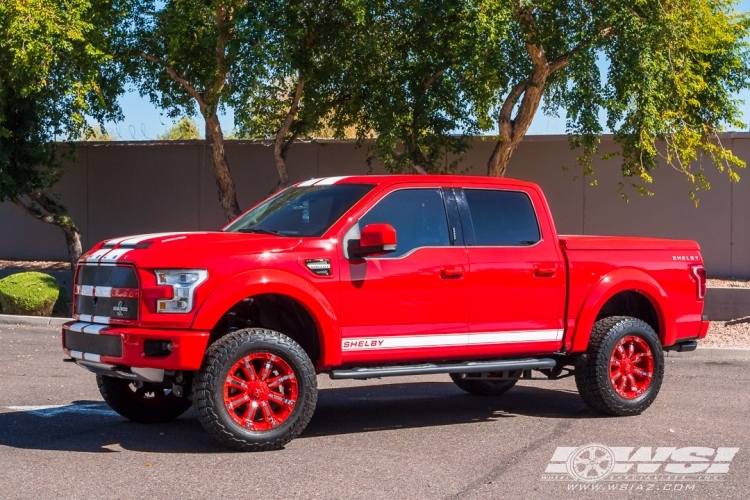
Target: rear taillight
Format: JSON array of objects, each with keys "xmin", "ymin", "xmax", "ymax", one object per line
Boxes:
[{"xmin": 690, "ymin": 265, "xmax": 706, "ymax": 300}]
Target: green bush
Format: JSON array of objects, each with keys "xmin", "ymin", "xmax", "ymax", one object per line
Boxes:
[{"xmin": 0, "ymin": 272, "xmax": 61, "ymax": 316}]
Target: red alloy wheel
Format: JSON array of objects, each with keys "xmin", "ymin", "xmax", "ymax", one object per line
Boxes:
[
  {"xmin": 609, "ymin": 335, "xmax": 654, "ymax": 399},
  {"xmin": 223, "ymin": 352, "xmax": 299, "ymax": 431}
]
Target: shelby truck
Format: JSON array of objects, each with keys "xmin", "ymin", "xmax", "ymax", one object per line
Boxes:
[{"xmin": 62, "ymin": 175, "xmax": 708, "ymax": 451}]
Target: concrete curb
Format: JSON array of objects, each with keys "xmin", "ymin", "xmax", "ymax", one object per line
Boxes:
[
  {"xmin": 0, "ymin": 314, "xmax": 71, "ymax": 327},
  {"xmin": 666, "ymin": 347, "xmax": 750, "ymax": 360}
]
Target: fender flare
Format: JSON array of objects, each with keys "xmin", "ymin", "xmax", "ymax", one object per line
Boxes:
[
  {"xmin": 568, "ymin": 268, "xmax": 676, "ymax": 352},
  {"xmin": 191, "ymin": 269, "xmax": 341, "ymax": 367}
]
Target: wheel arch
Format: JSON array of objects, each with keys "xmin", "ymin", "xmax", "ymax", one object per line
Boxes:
[
  {"xmin": 568, "ymin": 268, "xmax": 676, "ymax": 352},
  {"xmin": 192, "ymin": 269, "xmax": 341, "ymax": 368}
]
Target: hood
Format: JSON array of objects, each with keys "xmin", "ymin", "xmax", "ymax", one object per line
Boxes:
[{"xmin": 83, "ymin": 231, "xmax": 303, "ymax": 267}]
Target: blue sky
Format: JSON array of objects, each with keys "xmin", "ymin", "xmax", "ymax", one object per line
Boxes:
[{"xmin": 108, "ymin": 1, "xmax": 750, "ymax": 140}]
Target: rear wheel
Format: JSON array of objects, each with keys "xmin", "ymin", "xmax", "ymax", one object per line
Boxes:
[
  {"xmin": 192, "ymin": 328, "xmax": 317, "ymax": 451},
  {"xmin": 575, "ymin": 316, "xmax": 664, "ymax": 416},
  {"xmin": 97, "ymin": 375, "xmax": 191, "ymax": 423},
  {"xmin": 449, "ymin": 372, "xmax": 519, "ymax": 396}
]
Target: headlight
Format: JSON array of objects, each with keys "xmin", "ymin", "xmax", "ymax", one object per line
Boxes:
[{"xmin": 154, "ymin": 270, "xmax": 208, "ymax": 313}]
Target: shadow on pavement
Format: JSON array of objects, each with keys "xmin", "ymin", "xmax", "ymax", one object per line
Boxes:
[{"xmin": 0, "ymin": 382, "xmax": 597, "ymax": 454}]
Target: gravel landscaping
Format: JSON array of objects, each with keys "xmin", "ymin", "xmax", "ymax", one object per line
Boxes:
[
  {"xmin": 707, "ymin": 278, "xmax": 750, "ymax": 288},
  {"xmin": 702, "ymin": 320, "xmax": 750, "ymax": 348}
]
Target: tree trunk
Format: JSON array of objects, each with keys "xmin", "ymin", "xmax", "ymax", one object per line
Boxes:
[
  {"xmin": 62, "ymin": 225, "xmax": 83, "ymax": 271},
  {"xmin": 272, "ymin": 78, "xmax": 306, "ymax": 194},
  {"xmin": 12, "ymin": 196, "xmax": 83, "ymax": 271},
  {"xmin": 205, "ymin": 113, "xmax": 242, "ymax": 220},
  {"xmin": 487, "ymin": 74, "xmax": 547, "ymax": 178}
]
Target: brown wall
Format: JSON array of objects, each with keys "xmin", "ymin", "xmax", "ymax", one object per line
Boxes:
[{"xmin": 3, "ymin": 134, "xmax": 749, "ymax": 277}]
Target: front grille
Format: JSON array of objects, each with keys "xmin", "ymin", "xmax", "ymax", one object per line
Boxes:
[
  {"xmin": 77, "ymin": 265, "xmax": 138, "ymax": 288},
  {"xmin": 76, "ymin": 295, "xmax": 139, "ymax": 320},
  {"xmin": 64, "ymin": 330, "xmax": 123, "ymax": 357},
  {"xmin": 75, "ymin": 264, "xmax": 139, "ymax": 321}
]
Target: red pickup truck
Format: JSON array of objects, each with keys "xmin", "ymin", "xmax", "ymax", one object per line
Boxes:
[{"xmin": 62, "ymin": 175, "xmax": 708, "ymax": 451}]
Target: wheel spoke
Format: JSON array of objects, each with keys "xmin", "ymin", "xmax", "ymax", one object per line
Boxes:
[
  {"xmin": 226, "ymin": 375, "xmax": 247, "ymax": 390},
  {"xmin": 243, "ymin": 404, "xmax": 259, "ymax": 428},
  {"xmin": 260, "ymin": 356, "xmax": 276, "ymax": 381},
  {"xmin": 267, "ymin": 373, "xmax": 295, "ymax": 389},
  {"xmin": 628, "ymin": 342, "xmax": 635, "ymax": 358},
  {"xmin": 260, "ymin": 401, "xmax": 278, "ymax": 427},
  {"xmin": 227, "ymin": 394, "xmax": 250, "ymax": 410},
  {"xmin": 242, "ymin": 360, "xmax": 258, "ymax": 382},
  {"xmin": 268, "ymin": 391, "xmax": 296, "ymax": 408}
]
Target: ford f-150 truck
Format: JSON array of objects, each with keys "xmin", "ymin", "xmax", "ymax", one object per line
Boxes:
[{"xmin": 62, "ymin": 175, "xmax": 708, "ymax": 451}]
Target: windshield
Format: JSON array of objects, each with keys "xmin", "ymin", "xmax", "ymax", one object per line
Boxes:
[{"xmin": 224, "ymin": 184, "xmax": 375, "ymax": 237}]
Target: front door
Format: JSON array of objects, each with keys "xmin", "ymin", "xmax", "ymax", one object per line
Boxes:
[{"xmin": 339, "ymin": 187, "xmax": 469, "ymax": 364}]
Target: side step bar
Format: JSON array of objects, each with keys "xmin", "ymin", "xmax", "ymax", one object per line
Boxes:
[{"xmin": 330, "ymin": 358, "xmax": 557, "ymax": 380}]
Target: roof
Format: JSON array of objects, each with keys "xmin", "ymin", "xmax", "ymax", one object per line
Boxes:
[{"xmin": 294, "ymin": 174, "xmax": 539, "ymax": 189}]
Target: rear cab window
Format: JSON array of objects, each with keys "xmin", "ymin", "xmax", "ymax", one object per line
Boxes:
[{"xmin": 463, "ymin": 189, "xmax": 541, "ymax": 246}]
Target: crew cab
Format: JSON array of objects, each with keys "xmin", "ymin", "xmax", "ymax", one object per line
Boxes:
[{"xmin": 62, "ymin": 175, "xmax": 708, "ymax": 450}]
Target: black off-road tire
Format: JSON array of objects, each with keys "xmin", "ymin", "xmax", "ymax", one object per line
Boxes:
[
  {"xmin": 97, "ymin": 375, "xmax": 192, "ymax": 423},
  {"xmin": 449, "ymin": 372, "xmax": 518, "ymax": 396},
  {"xmin": 574, "ymin": 316, "xmax": 664, "ymax": 416},
  {"xmin": 192, "ymin": 328, "xmax": 317, "ymax": 452}
]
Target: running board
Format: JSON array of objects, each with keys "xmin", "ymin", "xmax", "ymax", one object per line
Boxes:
[{"xmin": 330, "ymin": 358, "xmax": 557, "ymax": 380}]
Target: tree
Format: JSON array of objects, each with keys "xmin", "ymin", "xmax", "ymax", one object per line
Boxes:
[
  {"xmin": 124, "ymin": 0, "xmax": 271, "ymax": 221},
  {"xmin": 233, "ymin": 0, "xmax": 365, "ymax": 190},
  {"xmin": 157, "ymin": 117, "xmax": 203, "ymax": 140},
  {"xmin": 0, "ymin": 0, "xmax": 122, "ymax": 269},
  {"xmin": 477, "ymin": 0, "xmax": 750, "ymax": 198},
  {"xmin": 347, "ymin": 0, "xmax": 501, "ymax": 174}
]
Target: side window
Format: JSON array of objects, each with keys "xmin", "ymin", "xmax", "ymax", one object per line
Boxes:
[
  {"xmin": 359, "ymin": 189, "xmax": 450, "ymax": 257},
  {"xmin": 464, "ymin": 189, "xmax": 540, "ymax": 246}
]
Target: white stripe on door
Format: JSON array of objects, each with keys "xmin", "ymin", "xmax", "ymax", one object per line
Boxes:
[{"xmin": 342, "ymin": 330, "xmax": 563, "ymax": 351}]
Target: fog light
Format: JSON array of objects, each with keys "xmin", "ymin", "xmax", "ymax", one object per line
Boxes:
[{"xmin": 144, "ymin": 339, "xmax": 173, "ymax": 357}]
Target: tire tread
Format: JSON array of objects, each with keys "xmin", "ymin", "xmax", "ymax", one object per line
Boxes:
[
  {"xmin": 192, "ymin": 328, "xmax": 317, "ymax": 451},
  {"xmin": 574, "ymin": 316, "xmax": 664, "ymax": 416}
]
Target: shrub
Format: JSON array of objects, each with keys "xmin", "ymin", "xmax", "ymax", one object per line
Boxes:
[{"xmin": 0, "ymin": 272, "xmax": 61, "ymax": 316}]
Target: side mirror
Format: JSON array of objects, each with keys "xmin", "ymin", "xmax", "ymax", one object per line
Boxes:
[{"xmin": 350, "ymin": 223, "xmax": 397, "ymax": 257}]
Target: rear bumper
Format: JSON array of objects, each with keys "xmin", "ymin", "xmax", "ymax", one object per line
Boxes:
[{"xmin": 62, "ymin": 321, "xmax": 210, "ymax": 371}]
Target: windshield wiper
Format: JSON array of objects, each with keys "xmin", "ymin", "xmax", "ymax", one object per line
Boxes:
[{"xmin": 238, "ymin": 227, "xmax": 288, "ymax": 236}]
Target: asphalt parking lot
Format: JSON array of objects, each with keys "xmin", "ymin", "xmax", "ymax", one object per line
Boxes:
[{"xmin": 1, "ymin": 324, "xmax": 748, "ymax": 499}]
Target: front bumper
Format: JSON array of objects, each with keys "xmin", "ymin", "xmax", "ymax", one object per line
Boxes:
[{"xmin": 62, "ymin": 321, "xmax": 210, "ymax": 372}]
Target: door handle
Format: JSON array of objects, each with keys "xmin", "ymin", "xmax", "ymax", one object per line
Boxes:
[
  {"xmin": 534, "ymin": 265, "xmax": 557, "ymax": 278},
  {"xmin": 440, "ymin": 266, "xmax": 464, "ymax": 279}
]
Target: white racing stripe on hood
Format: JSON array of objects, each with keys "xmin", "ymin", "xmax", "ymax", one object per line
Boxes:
[
  {"xmin": 98, "ymin": 247, "xmax": 131, "ymax": 263},
  {"xmin": 117, "ymin": 232, "xmax": 185, "ymax": 247},
  {"xmin": 102, "ymin": 235, "xmax": 133, "ymax": 248},
  {"xmin": 85, "ymin": 248, "xmax": 112, "ymax": 263}
]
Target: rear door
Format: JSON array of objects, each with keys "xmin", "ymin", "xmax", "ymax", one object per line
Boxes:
[
  {"xmin": 457, "ymin": 186, "xmax": 566, "ymax": 357},
  {"xmin": 338, "ymin": 186, "xmax": 469, "ymax": 364}
]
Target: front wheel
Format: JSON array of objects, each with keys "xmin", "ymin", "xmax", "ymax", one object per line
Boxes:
[
  {"xmin": 97, "ymin": 375, "xmax": 192, "ymax": 423},
  {"xmin": 575, "ymin": 316, "xmax": 664, "ymax": 416},
  {"xmin": 192, "ymin": 328, "xmax": 317, "ymax": 451}
]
